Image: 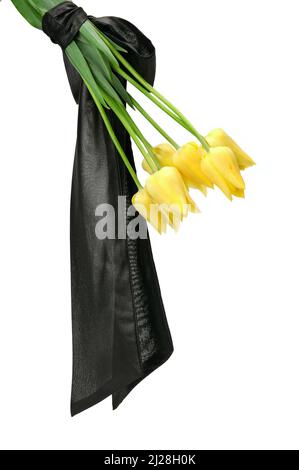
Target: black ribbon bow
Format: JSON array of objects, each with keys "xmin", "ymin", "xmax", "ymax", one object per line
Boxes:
[{"xmin": 42, "ymin": 2, "xmax": 173, "ymax": 415}]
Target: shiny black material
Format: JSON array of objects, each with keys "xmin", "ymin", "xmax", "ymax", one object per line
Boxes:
[
  {"xmin": 42, "ymin": 2, "xmax": 87, "ymax": 50},
  {"xmin": 55, "ymin": 15, "xmax": 174, "ymax": 415}
]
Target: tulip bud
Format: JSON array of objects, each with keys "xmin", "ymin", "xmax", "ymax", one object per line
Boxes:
[
  {"xmin": 142, "ymin": 143, "xmax": 176, "ymax": 174},
  {"xmin": 201, "ymin": 147, "xmax": 245, "ymax": 200},
  {"xmin": 132, "ymin": 188, "xmax": 168, "ymax": 234},
  {"xmin": 205, "ymin": 129, "xmax": 255, "ymax": 170},
  {"xmin": 172, "ymin": 142, "xmax": 214, "ymax": 193},
  {"xmin": 145, "ymin": 167, "xmax": 199, "ymax": 219}
]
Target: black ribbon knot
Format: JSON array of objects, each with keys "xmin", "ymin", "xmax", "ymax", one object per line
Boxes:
[{"xmin": 42, "ymin": 1, "xmax": 88, "ymax": 49}]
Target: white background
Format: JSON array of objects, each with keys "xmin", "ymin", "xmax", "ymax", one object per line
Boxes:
[{"xmin": 0, "ymin": 0, "xmax": 298, "ymax": 450}]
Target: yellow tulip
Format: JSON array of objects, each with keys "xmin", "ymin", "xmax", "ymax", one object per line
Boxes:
[
  {"xmin": 142, "ymin": 143, "xmax": 176, "ymax": 174},
  {"xmin": 132, "ymin": 188, "xmax": 168, "ymax": 234},
  {"xmin": 145, "ymin": 167, "xmax": 199, "ymax": 222},
  {"xmin": 205, "ymin": 128, "xmax": 255, "ymax": 170},
  {"xmin": 201, "ymin": 147, "xmax": 245, "ymax": 200},
  {"xmin": 143, "ymin": 142, "xmax": 211, "ymax": 195},
  {"xmin": 172, "ymin": 142, "xmax": 213, "ymax": 195}
]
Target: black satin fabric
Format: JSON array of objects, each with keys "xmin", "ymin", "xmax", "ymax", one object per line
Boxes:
[
  {"xmin": 43, "ymin": 1, "xmax": 88, "ymax": 49},
  {"xmin": 59, "ymin": 16, "xmax": 174, "ymax": 415}
]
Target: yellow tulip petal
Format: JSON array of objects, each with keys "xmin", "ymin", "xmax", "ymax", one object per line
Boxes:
[
  {"xmin": 209, "ymin": 147, "xmax": 245, "ymax": 190},
  {"xmin": 227, "ymin": 182, "xmax": 245, "ymax": 199},
  {"xmin": 189, "ymin": 182, "xmax": 208, "ymax": 196},
  {"xmin": 173, "ymin": 142, "xmax": 213, "ymax": 189},
  {"xmin": 142, "ymin": 159, "xmax": 153, "ymax": 175},
  {"xmin": 169, "ymin": 212, "xmax": 182, "ymax": 232},
  {"xmin": 206, "ymin": 128, "xmax": 256, "ymax": 170},
  {"xmin": 186, "ymin": 192, "xmax": 200, "ymax": 213},
  {"xmin": 201, "ymin": 157, "xmax": 233, "ymax": 201},
  {"xmin": 153, "ymin": 143, "xmax": 176, "ymax": 166},
  {"xmin": 142, "ymin": 143, "xmax": 176, "ymax": 176},
  {"xmin": 145, "ymin": 167, "xmax": 199, "ymax": 219},
  {"xmin": 132, "ymin": 189, "xmax": 167, "ymax": 234}
]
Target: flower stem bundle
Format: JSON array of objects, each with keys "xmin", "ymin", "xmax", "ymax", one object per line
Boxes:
[{"xmin": 11, "ymin": 0, "xmax": 255, "ymax": 233}]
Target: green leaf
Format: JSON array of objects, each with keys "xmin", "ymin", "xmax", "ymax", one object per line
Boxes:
[
  {"xmin": 65, "ymin": 42, "xmax": 108, "ymax": 108},
  {"xmin": 76, "ymin": 40, "xmax": 132, "ymax": 108},
  {"xmin": 86, "ymin": 59, "xmax": 124, "ymax": 108},
  {"xmin": 80, "ymin": 21, "xmax": 119, "ymax": 69},
  {"xmin": 10, "ymin": 0, "xmax": 42, "ymax": 29},
  {"xmin": 76, "ymin": 38, "xmax": 113, "ymax": 82},
  {"xmin": 104, "ymin": 37, "xmax": 128, "ymax": 54},
  {"xmin": 11, "ymin": 0, "xmax": 68, "ymax": 29},
  {"xmin": 68, "ymin": 41, "xmax": 123, "ymax": 108},
  {"xmin": 111, "ymin": 75, "xmax": 135, "ymax": 109}
]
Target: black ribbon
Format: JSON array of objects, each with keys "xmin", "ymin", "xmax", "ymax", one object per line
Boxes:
[
  {"xmin": 42, "ymin": 1, "xmax": 87, "ymax": 49},
  {"xmin": 41, "ymin": 2, "xmax": 173, "ymax": 415}
]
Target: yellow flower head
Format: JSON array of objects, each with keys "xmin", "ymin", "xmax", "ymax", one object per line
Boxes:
[
  {"xmin": 172, "ymin": 142, "xmax": 214, "ymax": 194},
  {"xmin": 145, "ymin": 167, "xmax": 199, "ymax": 222},
  {"xmin": 142, "ymin": 143, "xmax": 176, "ymax": 174},
  {"xmin": 132, "ymin": 188, "xmax": 168, "ymax": 234},
  {"xmin": 206, "ymin": 129, "xmax": 255, "ymax": 170},
  {"xmin": 201, "ymin": 146, "xmax": 245, "ymax": 200}
]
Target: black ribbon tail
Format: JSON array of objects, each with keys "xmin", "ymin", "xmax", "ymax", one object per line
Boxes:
[{"xmin": 43, "ymin": 3, "xmax": 173, "ymax": 415}]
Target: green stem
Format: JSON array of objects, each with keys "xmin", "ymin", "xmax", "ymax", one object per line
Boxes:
[
  {"xmin": 117, "ymin": 68, "xmax": 187, "ymax": 128},
  {"xmin": 117, "ymin": 68, "xmax": 209, "ymax": 151},
  {"xmin": 105, "ymin": 95, "xmax": 160, "ymax": 173},
  {"xmin": 66, "ymin": 41, "xmax": 160, "ymax": 174},
  {"xmin": 131, "ymin": 97, "xmax": 180, "ymax": 149},
  {"xmin": 120, "ymin": 109, "xmax": 158, "ymax": 161},
  {"xmin": 99, "ymin": 107, "xmax": 142, "ymax": 189},
  {"xmin": 97, "ymin": 31, "xmax": 210, "ymax": 151},
  {"xmin": 65, "ymin": 43, "xmax": 142, "ymax": 189},
  {"xmin": 101, "ymin": 91, "xmax": 161, "ymax": 172},
  {"xmin": 147, "ymin": 88, "xmax": 209, "ymax": 151}
]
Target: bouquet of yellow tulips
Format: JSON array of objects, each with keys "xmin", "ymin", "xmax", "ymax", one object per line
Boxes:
[{"xmin": 11, "ymin": 0, "xmax": 255, "ymax": 234}]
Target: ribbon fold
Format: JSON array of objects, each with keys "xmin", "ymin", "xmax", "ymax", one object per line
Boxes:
[{"xmin": 42, "ymin": 1, "xmax": 87, "ymax": 49}]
